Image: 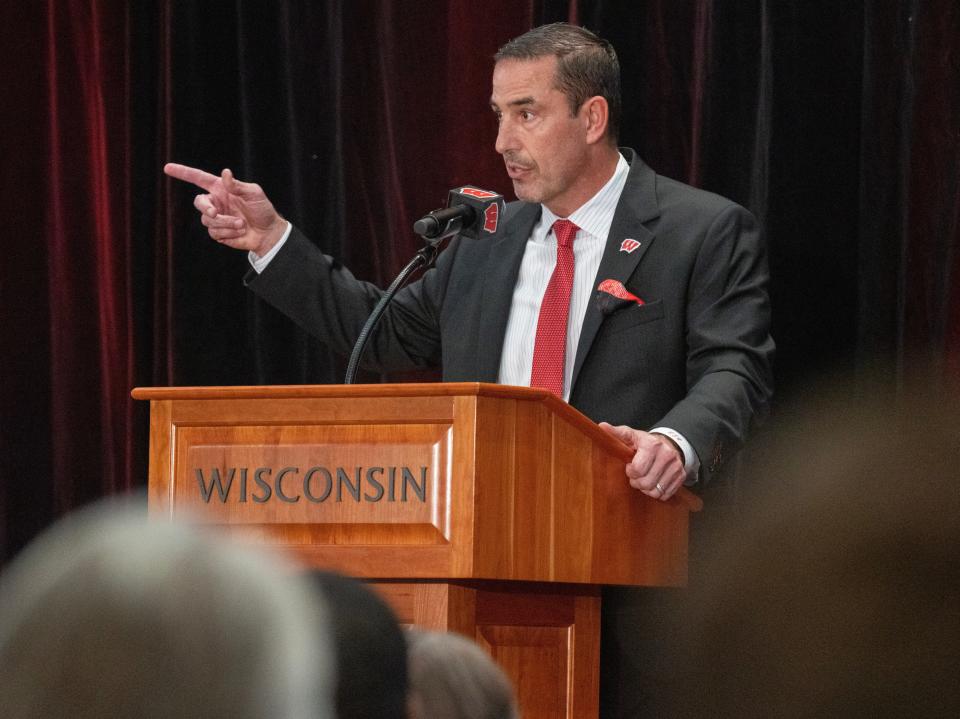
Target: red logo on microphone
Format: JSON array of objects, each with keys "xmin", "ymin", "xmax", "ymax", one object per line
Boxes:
[
  {"xmin": 460, "ymin": 187, "xmax": 499, "ymax": 199},
  {"xmin": 483, "ymin": 203, "xmax": 499, "ymax": 233},
  {"xmin": 619, "ymin": 238, "xmax": 641, "ymax": 253}
]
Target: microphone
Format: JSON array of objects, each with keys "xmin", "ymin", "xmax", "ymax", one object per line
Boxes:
[{"xmin": 413, "ymin": 186, "xmax": 505, "ymax": 240}]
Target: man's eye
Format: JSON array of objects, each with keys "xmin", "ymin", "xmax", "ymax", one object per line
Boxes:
[{"xmin": 520, "ymin": 111, "xmax": 532, "ymax": 121}]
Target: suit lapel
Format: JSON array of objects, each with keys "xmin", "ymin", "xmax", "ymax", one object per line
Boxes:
[
  {"xmin": 571, "ymin": 151, "xmax": 662, "ymax": 390},
  {"xmin": 476, "ymin": 202, "xmax": 541, "ymax": 381}
]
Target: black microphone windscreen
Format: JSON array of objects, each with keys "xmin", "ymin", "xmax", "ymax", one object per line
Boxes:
[{"xmin": 446, "ymin": 186, "xmax": 505, "ymax": 240}]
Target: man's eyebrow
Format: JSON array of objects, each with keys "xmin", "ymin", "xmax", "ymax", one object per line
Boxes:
[{"xmin": 490, "ymin": 96, "xmax": 537, "ymax": 109}]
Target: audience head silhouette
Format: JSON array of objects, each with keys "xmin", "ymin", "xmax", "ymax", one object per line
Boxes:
[
  {"xmin": 310, "ymin": 570, "xmax": 408, "ymax": 719},
  {"xmin": 670, "ymin": 379, "xmax": 960, "ymax": 717},
  {"xmin": 0, "ymin": 502, "xmax": 335, "ymax": 719},
  {"xmin": 407, "ymin": 629, "xmax": 519, "ymax": 719}
]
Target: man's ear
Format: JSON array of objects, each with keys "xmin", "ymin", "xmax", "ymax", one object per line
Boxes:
[{"xmin": 582, "ymin": 96, "xmax": 610, "ymax": 145}]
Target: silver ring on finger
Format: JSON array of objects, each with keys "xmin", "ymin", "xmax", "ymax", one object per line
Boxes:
[{"xmin": 655, "ymin": 482, "xmax": 665, "ymax": 495}]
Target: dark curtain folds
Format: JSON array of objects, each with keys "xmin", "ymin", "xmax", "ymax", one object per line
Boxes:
[
  {"xmin": 583, "ymin": 0, "xmax": 870, "ymax": 395},
  {"xmin": 1, "ymin": 1, "xmax": 958, "ymax": 562},
  {"xmin": 858, "ymin": 0, "xmax": 960, "ymax": 389},
  {"xmin": 898, "ymin": 1, "xmax": 959, "ymax": 379},
  {"xmin": 1, "ymin": 3, "xmax": 55, "ymax": 557},
  {"xmin": 1, "ymin": 2, "xmax": 140, "ymax": 556}
]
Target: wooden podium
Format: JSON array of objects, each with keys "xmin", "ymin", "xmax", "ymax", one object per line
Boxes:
[{"xmin": 133, "ymin": 382, "xmax": 701, "ymax": 719}]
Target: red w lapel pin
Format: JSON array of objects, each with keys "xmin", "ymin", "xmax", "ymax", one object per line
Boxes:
[{"xmin": 619, "ymin": 238, "xmax": 641, "ymax": 253}]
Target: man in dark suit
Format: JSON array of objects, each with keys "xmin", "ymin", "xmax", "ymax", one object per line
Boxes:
[
  {"xmin": 165, "ymin": 22, "xmax": 773, "ymax": 717},
  {"xmin": 165, "ymin": 23, "xmax": 773, "ymax": 498}
]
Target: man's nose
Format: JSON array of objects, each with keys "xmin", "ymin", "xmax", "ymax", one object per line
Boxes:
[{"xmin": 495, "ymin": 119, "xmax": 515, "ymax": 155}]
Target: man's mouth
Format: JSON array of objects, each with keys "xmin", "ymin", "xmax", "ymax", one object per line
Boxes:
[{"xmin": 506, "ymin": 162, "xmax": 533, "ymax": 179}]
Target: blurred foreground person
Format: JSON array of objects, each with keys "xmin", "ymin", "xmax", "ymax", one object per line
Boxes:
[
  {"xmin": 0, "ymin": 502, "xmax": 334, "ymax": 719},
  {"xmin": 669, "ymin": 378, "xmax": 960, "ymax": 718},
  {"xmin": 407, "ymin": 629, "xmax": 519, "ymax": 719},
  {"xmin": 310, "ymin": 571, "xmax": 408, "ymax": 719}
]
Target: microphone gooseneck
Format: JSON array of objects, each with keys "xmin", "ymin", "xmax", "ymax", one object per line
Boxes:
[{"xmin": 344, "ymin": 245, "xmax": 439, "ymax": 385}]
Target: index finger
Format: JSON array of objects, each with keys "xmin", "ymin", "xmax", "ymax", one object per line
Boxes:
[{"xmin": 164, "ymin": 162, "xmax": 219, "ymax": 191}]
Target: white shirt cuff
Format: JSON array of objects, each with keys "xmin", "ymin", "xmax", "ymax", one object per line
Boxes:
[
  {"xmin": 248, "ymin": 221, "xmax": 292, "ymax": 273},
  {"xmin": 650, "ymin": 427, "xmax": 701, "ymax": 485}
]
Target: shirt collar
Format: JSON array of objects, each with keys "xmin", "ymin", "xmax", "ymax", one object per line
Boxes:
[{"xmin": 539, "ymin": 153, "xmax": 630, "ymax": 240}]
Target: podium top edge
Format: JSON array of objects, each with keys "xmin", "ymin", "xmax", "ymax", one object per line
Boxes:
[{"xmin": 131, "ymin": 382, "xmax": 551, "ymax": 402}]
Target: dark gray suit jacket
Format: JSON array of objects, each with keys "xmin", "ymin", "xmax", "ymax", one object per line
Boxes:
[{"xmin": 247, "ymin": 149, "xmax": 774, "ymax": 483}]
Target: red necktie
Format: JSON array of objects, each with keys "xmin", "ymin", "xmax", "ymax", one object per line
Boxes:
[{"xmin": 530, "ymin": 219, "xmax": 579, "ymax": 397}]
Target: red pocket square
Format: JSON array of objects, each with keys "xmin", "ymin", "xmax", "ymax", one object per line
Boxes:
[{"xmin": 597, "ymin": 279, "xmax": 645, "ymax": 305}]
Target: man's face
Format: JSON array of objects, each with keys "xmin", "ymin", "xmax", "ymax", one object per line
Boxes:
[{"xmin": 491, "ymin": 55, "xmax": 592, "ymax": 217}]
